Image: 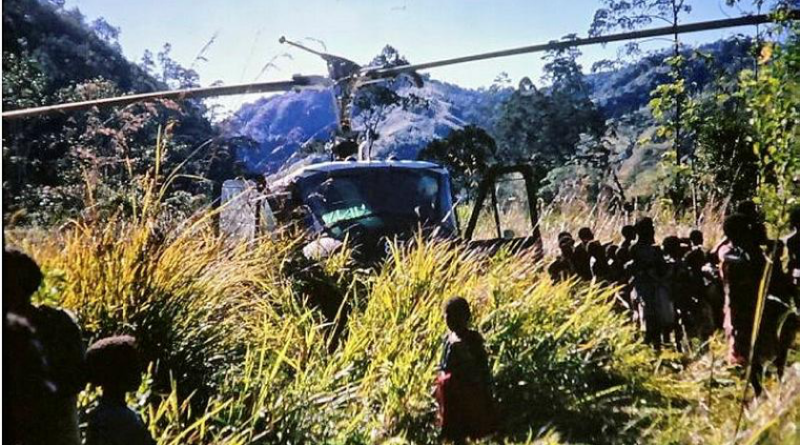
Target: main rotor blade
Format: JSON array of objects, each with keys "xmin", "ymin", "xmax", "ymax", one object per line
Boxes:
[
  {"xmin": 3, "ymin": 11, "xmax": 795, "ymax": 121},
  {"xmin": 364, "ymin": 12, "xmax": 797, "ymax": 77},
  {"xmin": 2, "ymin": 76, "xmax": 329, "ymax": 120}
]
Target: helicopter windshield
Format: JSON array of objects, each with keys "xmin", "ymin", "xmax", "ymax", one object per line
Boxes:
[{"xmin": 297, "ymin": 167, "xmax": 456, "ymax": 239}]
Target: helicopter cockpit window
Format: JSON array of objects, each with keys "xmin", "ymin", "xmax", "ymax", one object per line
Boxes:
[
  {"xmin": 297, "ymin": 168, "xmax": 455, "ymax": 239},
  {"xmin": 312, "ymin": 178, "xmax": 371, "ymax": 226}
]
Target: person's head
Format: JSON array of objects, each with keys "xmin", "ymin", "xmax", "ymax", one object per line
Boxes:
[
  {"xmin": 790, "ymin": 205, "xmax": 800, "ymax": 231},
  {"xmin": 86, "ymin": 335, "xmax": 142, "ymax": 396},
  {"xmin": 635, "ymin": 217, "xmax": 655, "ymax": 243},
  {"xmin": 444, "ymin": 296, "xmax": 471, "ymax": 334},
  {"xmin": 578, "ymin": 227, "xmax": 594, "ymax": 243},
  {"xmin": 621, "ymin": 225, "xmax": 636, "ymax": 242},
  {"xmin": 736, "ymin": 200, "xmax": 760, "ymax": 221},
  {"xmin": 662, "ymin": 236, "xmax": 681, "ymax": 259},
  {"xmin": 723, "ymin": 213, "xmax": 751, "ymax": 246},
  {"xmin": 3, "ymin": 249, "xmax": 43, "ymax": 312},
  {"xmin": 557, "ymin": 231, "xmax": 573, "ymax": 242},
  {"xmin": 689, "ymin": 229, "xmax": 704, "ymax": 247},
  {"xmin": 558, "ymin": 235, "xmax": 575, "ymax": 257}
]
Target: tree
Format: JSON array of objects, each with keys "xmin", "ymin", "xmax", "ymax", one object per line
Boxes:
[
  {"xmin": 2, "ymin": 0, "xmax": 235, "ymax": 225},
  {"xmin": 157, "ymin": 43, "xmax": 201, "ymax": 89},
  {"xmin": 419, "ymin": 125, "xmax": 498, "ymax": 198},
  {"xmin": 90, "ymin": 17, "xmax": 121, "ymax": 51},
  {"xmin": 351, "ymin": 46, "xmax": 428, "ymax": 158},
  {"xmin": 691, "ymin": 90, "xmax": 759, "ymax": 205},
  {"xmin": 592, "ymin": 0, "xmax": 693, "ymax": 209},
  {"xmin": 738, "ymin": 19, "xmax": 800, "ymax": 228},
  {"xmin": 590, "ymin": 0, "xmax": 693, "ymax": 57},
  {"xmin": 495, "ymin": 42, "xmax": 605, "ymax": 171}
]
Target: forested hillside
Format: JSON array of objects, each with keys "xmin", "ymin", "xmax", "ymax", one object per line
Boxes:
[
  {"xmin": 223, "ymin": 38, "xmax": 755, "ymax": 201},
  {"xmin": 2, "ymin": 0, "xmax": 239, "ymax": 225}
]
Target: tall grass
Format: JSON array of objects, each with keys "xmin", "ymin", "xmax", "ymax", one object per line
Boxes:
[
  {"xmin": 4, "ymin": 139, "xmax": 797, "ymax": 443},
  {"xmin": 8, "ymin": 203, "xmax": 799, "ymax": 443}
]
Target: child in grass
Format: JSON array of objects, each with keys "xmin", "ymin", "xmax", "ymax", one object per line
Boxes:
[
  {"xmin": 435, "ymin": 297, "xmax": 496, "ymax": 444},
  {"xmin": 85, "ymin": 335, "xmax": 155, "ymax": 445}
]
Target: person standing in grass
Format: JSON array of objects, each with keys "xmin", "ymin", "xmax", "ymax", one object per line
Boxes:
[
  {"xmin": 615, "ymin": 224, "xmax": 637, "ymax": 312},
  {"xmin": 4, "ymin": 248, "xmax": 85, "ymax": 445},
  {"xmin": 619, "ymin": 224, "xmax": 637, "ymax": 252},
  {"xmin": 572, "ymin": 227, "xmax": 595, "ymax": 281},
  {"xmin": 435, "ymin": 297, "xmax": 496, "ymax": 444},
  {"xmin": 628, "ymin": 218, "xmax": 673, "ymax": 349},
  {"xmin": 85, "ymin": 335, "xmax": 155, "ymax": 445},
  {"xmin": 548, "ymin": 233, "xmax": 577, "ymax": 283},
  {"xmin": 588, "ymin": 240, "xmax": 611, "ymax": 283},
  {"xmin": 718, "ymin": 213, "xmax": 764, "ymax": 366}
]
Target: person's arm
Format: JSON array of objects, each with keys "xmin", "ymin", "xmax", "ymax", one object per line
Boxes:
[
  {"xmin": 439, "ymin": 335, "xmax": 451, "ymax": 372},
  {"xmin": 476, "ymin": 336, "xmax": 492, "ymax": 386}
]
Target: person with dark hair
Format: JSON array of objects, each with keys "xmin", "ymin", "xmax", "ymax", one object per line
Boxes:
[
  {"xmin": 572, "ymin": 227, "xmax": 595, "ymax": 280},
  {"xmin": 614, "ymin": 225, "xmax": 638, "ymax": 313},
  {"xmin": 620, "ymin": 225, "xmax": 637, "ymax": 250},
  {"xmin": 719, "ymin": 213, "xmax": 764, "ymax": 366},
  {"xmin": 85, "ymin": 336, "xmax": 155, "ymax": 445},
  {"xmin": 616, "ymin": 225, "xmax": 637, "ymax": 272},
  {"xmin": 786, "ymin": 205, "xmax": 800, "ymax": 286},
  {"xmin": 663, "ymin": 235, "xmax": 693, "ymax": 350},
  {"xmin": 684, "ymin": 230, "xmax": 708, "ymax": 275},
  {"xmin": 435, "ymin": 297, "xmax": 495, "ymax": 443},
  {"xmin": 557, "ymin": 231, "xmax": 572, "ymax": 241},
  {"xmin": 719, "ymin": 214, "xmax": 799, "ymax": 395},
  {"xmin": 588, "ymin": 240, "xmax": 611, "ymax": 283},
  {"xmin": 5, "ymin": 311, "xmax": 57, "ymax": 444},
  {"xmin": 577, "ymin": 227, "xmax": 594, "ymax": 244},
  {"xmin": 710, "ymin": 201, "xmax": 763, "ymax": 266},
  {"xmin": 548, "ymin": 234, "xmax": 577, "ymax": 283},
  {"xmin": 628, "ymin": 218, "xmax": 674, "ymax": 349},
  {"xmin": 3, "ymin": 248, "xmax": 85, "ymax": 445},
  {"xmin": 682, "ymin": 229, "xmax": 721, "ymax": 335}
]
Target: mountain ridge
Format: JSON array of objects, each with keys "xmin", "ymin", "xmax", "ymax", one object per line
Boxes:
[{"xmin": 224, "ymin": 37, "xmax": 753, "ymax": 174}]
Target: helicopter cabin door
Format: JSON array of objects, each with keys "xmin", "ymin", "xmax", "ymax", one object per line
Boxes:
[
  {"xmin": 220, "ymin": 179, "xmax": 279, "ymax": 241},
  {"xmin": 220, "ymin": 179, "xmax": 258, "ymax": 241},
  {"xmin": 464, "ymin": 165, "xmax": 542, "ymax": 258}
]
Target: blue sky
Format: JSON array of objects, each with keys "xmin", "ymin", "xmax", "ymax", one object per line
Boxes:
[{"xmin": 63, "ymin": 0, "xmax": 761, "ymax": 114}]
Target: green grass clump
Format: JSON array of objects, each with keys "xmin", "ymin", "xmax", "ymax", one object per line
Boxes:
[{"xmin": 7, "ymin": 200, "xmax": 798, "ymax": 444}]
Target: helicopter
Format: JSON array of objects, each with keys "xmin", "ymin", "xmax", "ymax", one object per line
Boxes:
[
  {"xmin": 220, "ymin": 35, "xmax": 542, "ymax": 264},
  {"xmin": 3, "ymin": 12, "xmax": 790, "ymax": 264}
]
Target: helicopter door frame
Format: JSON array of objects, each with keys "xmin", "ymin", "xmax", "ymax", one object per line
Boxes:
[{"xmin": 464, "ymin": 164, "xmax": 542, "ymax": 257}]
